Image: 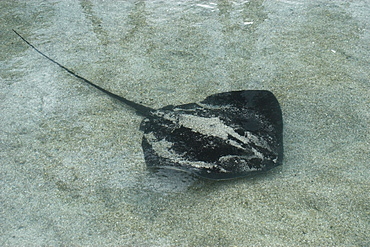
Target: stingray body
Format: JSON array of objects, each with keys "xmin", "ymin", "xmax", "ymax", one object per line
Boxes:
[{"xmin": 14, "ymin": 30, "xmax": 283, "ymax": 180}]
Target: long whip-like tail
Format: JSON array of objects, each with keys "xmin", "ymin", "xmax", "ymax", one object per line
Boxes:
[{"xmin": 13, "ymin": 29, "xmax": 153, "ymax": 117}]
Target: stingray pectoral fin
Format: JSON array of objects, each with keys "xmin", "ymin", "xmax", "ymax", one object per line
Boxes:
[
  {"xmin": 201, "ymin": 90, "xmax": 283, "ymax": 164},
  {"xmin": 202, "ymin": 90, "xmax": 282, "ymax": 132}
]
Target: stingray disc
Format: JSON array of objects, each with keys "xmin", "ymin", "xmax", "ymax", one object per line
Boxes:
[{"xmin": 140, "ymin": 90, "xmax": 283, "ymax": 180}]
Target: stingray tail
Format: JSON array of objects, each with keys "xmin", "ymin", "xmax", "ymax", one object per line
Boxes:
[{"xmin": 13, "ymin": 29, "xmax": 153, "ymax": 117}]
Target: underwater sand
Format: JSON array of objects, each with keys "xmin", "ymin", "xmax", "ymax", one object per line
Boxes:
[{"xmin": 1, "ymin": 1, "xmax": 369, "ymax": 245}]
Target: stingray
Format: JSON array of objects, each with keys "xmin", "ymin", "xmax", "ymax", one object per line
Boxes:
[{"xmin": 13, "ymin": 30, "xmax": 283, "ymax": 180}]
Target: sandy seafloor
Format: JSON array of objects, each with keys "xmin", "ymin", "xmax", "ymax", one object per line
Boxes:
[{"xmin": 1, "ymin": 0, "xmax": 369, "ymax": 246}]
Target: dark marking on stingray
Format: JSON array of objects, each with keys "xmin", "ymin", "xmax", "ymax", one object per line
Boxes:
[{"xmin": 13, "ymin": 30, "xmax": 283, "ymax": 180}]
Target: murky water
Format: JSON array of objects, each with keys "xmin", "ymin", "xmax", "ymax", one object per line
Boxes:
[{"xmin": 1, "ymin": 1, "xmax": 369, "ymax": 245}]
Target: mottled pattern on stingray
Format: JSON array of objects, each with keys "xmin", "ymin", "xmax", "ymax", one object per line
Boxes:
[{"xmin": 140, "ymin": 90, "xmax": 283, "ymax": 180}]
